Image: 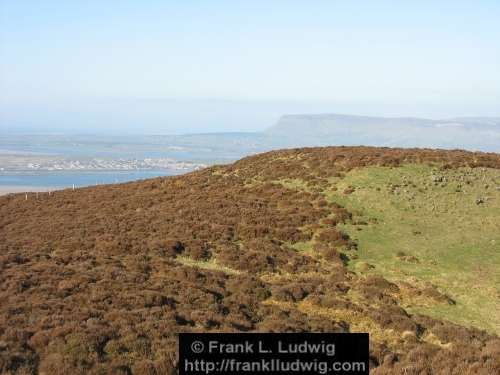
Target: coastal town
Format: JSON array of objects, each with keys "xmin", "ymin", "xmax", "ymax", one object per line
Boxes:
[{"xmin": 0, "ymin": 156, "xmax": 206, "ymax": 172}]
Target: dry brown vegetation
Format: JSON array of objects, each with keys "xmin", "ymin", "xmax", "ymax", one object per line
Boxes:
[{"xmin": 1, "ymin": 146, "xmax": 500, "ymax": 374}]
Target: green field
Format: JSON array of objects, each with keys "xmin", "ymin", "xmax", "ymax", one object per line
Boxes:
[{"xmin": 322, "ymin": 164, "xmax": 500, "ymax": 334}]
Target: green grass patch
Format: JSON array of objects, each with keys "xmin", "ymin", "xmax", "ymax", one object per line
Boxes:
[
  {"xmin": 289, "ymin": 241, "xmax": 314, "ymax": 252},
  {"xmin": 325, "ymin": 164, "xmax": 500, "ymax": 334},
  {"xmin": 175, "ymin": 256, "xmax": 242, "ymax": 275},
  {"xmin": 275, "ymin": 178, "xmax": 312, "ymax": 192}
]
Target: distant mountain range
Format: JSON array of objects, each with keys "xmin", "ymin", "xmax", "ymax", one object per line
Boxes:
[
  {"xmin": 1, "ymin": 114, "xmax": 499, "ymax": 175},
  {"xmin": 265, "ymin": 114, "xmax": 500, "ymax": 152}
]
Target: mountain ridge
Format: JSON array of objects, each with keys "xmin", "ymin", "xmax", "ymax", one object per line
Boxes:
[{"xmin": 265, "ymin": 114, "xmax": 500, "ymax": 152}]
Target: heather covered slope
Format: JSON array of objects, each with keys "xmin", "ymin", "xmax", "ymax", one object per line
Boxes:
[{"xmin": 1, "ymin": 146, "xmax": 500, "ymax": 374}]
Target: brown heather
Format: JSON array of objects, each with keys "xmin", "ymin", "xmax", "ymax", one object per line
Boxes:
[{"xmin": 0, "ymin": 146, "xmax": 499, "ymax": 374}]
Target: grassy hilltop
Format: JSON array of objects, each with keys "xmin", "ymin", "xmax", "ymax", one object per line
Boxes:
[{"xmin": 1, "ymin": 146, "xmax": 499, "ymax": 374}]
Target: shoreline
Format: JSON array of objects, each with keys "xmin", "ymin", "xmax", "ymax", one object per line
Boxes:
[{"xmin": 0, "ymin": 186, "xmax": 59, "ymax": 196}]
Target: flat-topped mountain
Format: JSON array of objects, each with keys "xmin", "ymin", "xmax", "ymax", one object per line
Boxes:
[
  {"xmin": 266, "ymin": 114, "xmax": 500, "ymax": 151},
  {"xmin": 1, "ymin": 146, "xmax": 499, "ymax": 374}
]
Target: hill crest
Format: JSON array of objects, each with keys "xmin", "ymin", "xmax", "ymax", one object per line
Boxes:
[{"xmin": 1, "ymin": 146, "xmax": 499, "ymax": 374}]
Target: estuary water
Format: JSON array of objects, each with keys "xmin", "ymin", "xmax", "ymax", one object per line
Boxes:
[{"xmin": 0, "ymin": 170, "xmax": 180, "ymax": 194}]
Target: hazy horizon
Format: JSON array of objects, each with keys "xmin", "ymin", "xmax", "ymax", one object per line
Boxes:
[
  {"xmin": 2, "ymin": 1, "xmax": 500, "ymax": 134},
  {"xmin": 2, "ymin": 101, "xmax": 500, "ymax": 136}
]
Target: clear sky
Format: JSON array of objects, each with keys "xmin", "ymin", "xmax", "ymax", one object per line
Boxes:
[{"xmin": 1, "ymin": 0, "xmax": 499, "ymax": 133}]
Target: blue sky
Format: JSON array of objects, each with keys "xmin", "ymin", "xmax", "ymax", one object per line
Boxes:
[{"xmin": 1, "ymin": 1, "xmax": 499, "ymax": 133}]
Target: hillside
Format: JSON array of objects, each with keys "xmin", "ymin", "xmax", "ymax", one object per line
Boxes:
[
  {"xmin": 1, "ymin": 146, "xmax": 500, "ymax": 374},
  {"xmin": 266, "ymin": 114, "xmax": 500, "ymax": 152}
]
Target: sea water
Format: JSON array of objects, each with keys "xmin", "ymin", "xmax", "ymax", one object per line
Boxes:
[{"xmin": 0, "ymin": 170, "xmax": 180, "ymax": 190}]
